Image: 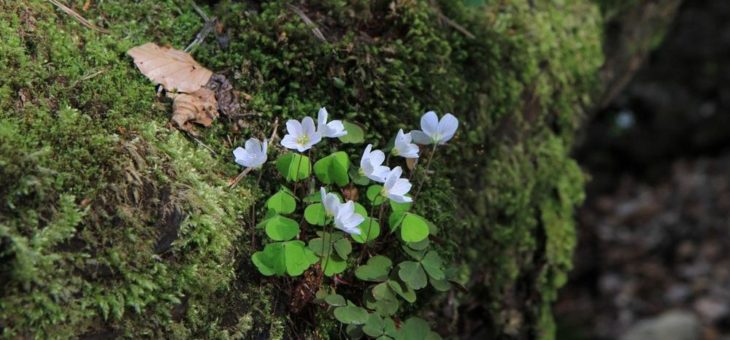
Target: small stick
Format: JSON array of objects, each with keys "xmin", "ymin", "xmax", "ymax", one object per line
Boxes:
[
  {"xmin": 286, "ymin": 4, "xmax": 328, "ymax": 43},
  {"xmin": 48, "ymin": 0, "xmax": 109, "ymax": 33},
  {"xmin": 185, "ymin": 3, "xmax": 217, "ymax": 52}
]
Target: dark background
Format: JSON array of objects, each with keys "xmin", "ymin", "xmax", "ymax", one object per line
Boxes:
[{"xmin": 556, "ymin": 0, "xmax": 730, "ymax": 339}]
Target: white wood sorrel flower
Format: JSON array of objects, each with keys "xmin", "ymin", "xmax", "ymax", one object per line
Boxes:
[
  {"xmin": 359, "ymin": 144, "xmax": 390, "ymax": 183},
  {"xmin": 381, "ymin": 166, "xmax": 412, "ymax": 203},
  {"xmin": 411, "ymin": 111, "xmax": 459, "ymax": 145},
  {"xmin": 334, "ymin": 200, "xmax": 364, "ymax": 235},
  {"xmin": 281, "ymin": 117, "xmax": 322, "ymax": 152},
  {"xmin": 316, "ymin": 107, "xmax": 347, "ymax": 138},
  {"xmin": 320, "ymin": 187, "xmax": 341, "ymax": 217},
  {"xmin": 233, "ymin": 138, "xmax": 267, "ymax": 168},
  {"xmin": 391, "ymin": 129, "xmax": 419, "ymax": 159}
]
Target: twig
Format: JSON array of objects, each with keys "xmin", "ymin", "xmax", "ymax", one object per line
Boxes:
[
  {"xmin": 48, "ymin": 0, "xmax": 110, "ymax": 33},
  {"xmin": 70, "ymin": 67, "xmax": 108, "ymax": 88},
  {"xmin": 433, "ymin": 7, "xmax": 475, "ymax": 39},
  {"xmin": 184, "ymin": 131, "xmax": 218, "ymax": 156},
  {"xmin": 185, "ymin": 3, "xmax": 217, "ymax": 52},
  {"xmin": 286, "ymin": 4, "xmax": 328, "ymax": 43},
  {"xmin": 229, "ymin": 167, "xmax": 254, "ymax": 188}
]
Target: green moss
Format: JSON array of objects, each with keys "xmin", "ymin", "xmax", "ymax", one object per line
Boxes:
[{"xmin": 1, "ymin": 0, "xmax": 604, "ymax": 338}]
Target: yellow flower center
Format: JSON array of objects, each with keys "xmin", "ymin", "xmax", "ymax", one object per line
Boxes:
[{"xmin": 296, "ymin": 135, "xmax": 310, "ymax": 146}]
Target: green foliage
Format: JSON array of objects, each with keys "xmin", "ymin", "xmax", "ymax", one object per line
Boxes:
[
  {"xmin": 304, "ymin": 203, "xmax": 326, "ymax": 225},
  {"xmin": 355, "ymin": 256, "xmax": 393, "ymax": 282},
  {"xmin": 400, "ymin": 213, "xmax": 430, "ymax": 243},
  {"xmin": 339, "ymin": 121, "xmax": 366, "ymax": 144},
  {"xmin": 251, "ymin": 241, "xmax": 318, "ymax": 276},
  {"xmin": 314, "ymin": 151, "xmax": 350, "ymax": 186},
  {"xmin": 264, "ymin": 215, "xmax": 300, "ymax": 241},
  {"xmin": 266, "ymin": 189, "xmax": 297, "ymax": 214},
  {"xmin": 276, "ymin": 153, "xmax": 311, "ymax": 181}
]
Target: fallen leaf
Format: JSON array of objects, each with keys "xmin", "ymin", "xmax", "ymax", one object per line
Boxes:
[
  {"xmin": 169, "ymin": 88, "xmax": 218, "ymax": 134},
  {"xmin": 127, "ymin": 43, "xmax": 212, "ymax": 93}
]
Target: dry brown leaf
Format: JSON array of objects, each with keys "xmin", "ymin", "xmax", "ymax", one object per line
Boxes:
[
  {"xmin": 127, "ymin": 43, "xmax": 212, "ymax": 93},
  {"xmin": 169, "ymin": 88, "xmax": 218, "ymax": 134}
]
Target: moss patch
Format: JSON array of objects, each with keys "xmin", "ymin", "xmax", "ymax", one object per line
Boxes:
[{"xmin": 1, "ymin": 0, "xmax": 604, "ymax": 338}]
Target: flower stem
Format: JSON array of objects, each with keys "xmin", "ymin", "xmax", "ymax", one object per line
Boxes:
[
  {"xmin": 357, "ymin": 203, "xmax": 379, "ymax": 265},
  {"xmin": 413, "ymin": 144, "xmax": 438, "ymax": 202}
]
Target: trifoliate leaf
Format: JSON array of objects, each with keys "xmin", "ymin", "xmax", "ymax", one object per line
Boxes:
[
  {"xmin": 334, "ymin": 305, "xmax": 369, "ymax": 325},
  {"xmin": 363, "ymin": 314, "xmax": 386, "ymax": 337},
  {"xmin": 390, "ymin": 200, "xmax": 412, "ymax": 213},
  {"xmin": 322, "ymin": 255, "xmax": 347, "ymax": 276},
  {"xmin": 266, "ymin": 189, "xmax": 296, "ymax": 214},
  {"xmin": 251, "ymin": 243, "xmax": 285, "ymax": 276},
  {"xmin": 429, "ymin": 276, "xmax": 451, "ymax": 292},
  {"xmin": 308, "ymin": 237, "xmax": 332, "ymax": 257},
  {"xmin": 355, "ymin": 256, "xmax": 393, "ymax": 282},
  {"xmin": 352, "ymin": 217, "xmax": 380, "ymax": 244},
  {"xmin": 400, "ymin": 213, "xmax": 429, "ymax": 243},
  {"xmin": 366, "ymin": 185, "xmax": 386, "ymax": 205},
  {"xmin": 251, "ymin": 241, "xmax": 317, "ymax": 276},
  {"xmin": 354, "ymin": 202, "xmax": 368, "ymax": 217},
  {"xmin": 398, "ymin": 261, "xmax": 428, "ymax": 290},
  {"xmin": 314, "ymin": 151, "xmax": 350, "ymax": 186},
  {"xmin": 264, "ymin": 215, "xmax": 300, "ymax": 241},
  {"xmin": 304, "ymin": 203, "xmax": 326, "ymax": 226},
  {"xmin": 346, "ymin": 324, "xmax": 364, "ymax": 339},
  {"xmin": 396, "ymin": 317, "xmax": 432, "ymax": 340},
  {"xmin": 387, "ymin": 279, "xmax": 416, "ymax": 303},
  {"xmin": 372, "ymin": 282, "xmax": 397, "ymax": 301},
  {"xmin": 284, "ymin": 240, "xmax": 317, "ymax": 276},
  {"xmin": 325, "ymin": 294, "xmax": 347, "ymax": 307},
  {"xmin": 338, "ymin": 121, "xmax": 365, "ymax": 144},
  {"xmin": 388, "ymin": 211, "xmax": 405, "ymax": 232},
  {"xmin": 276, "ymin": 153, "xmax": 311, "ymax": 181},
  {"xmin": 334, "ymin": 238, "xmax": 352, "ymax": 258},
  {"xmin": 421, "ymin": 251, "xmax": 445, "ymax": 280},
  {"xmin": 406, "ymin": 238, "xmax": 430, "ymax": 251}
]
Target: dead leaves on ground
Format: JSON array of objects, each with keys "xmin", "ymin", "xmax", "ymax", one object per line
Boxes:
[
  {"xmin": 127, "ymin": 43, "xmax": 212, "ymax": 93},
  {"xmin": 168, "ymin": 88, "xmax": 218, "ymax": 131},
  {"xmin": 127, "ymin": 42, "xmax": 218, "ymax": 134}
]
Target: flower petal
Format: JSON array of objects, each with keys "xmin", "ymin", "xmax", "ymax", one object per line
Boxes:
[
  {"xmin": 438, "ymin": 113, "xmax": 459, "ymax": 144},
  {"xmin": 420, "ymin": 111, "xmax": 439, "ymax": 136},
  {"xmin": 369, "ymin": 149, "xmax": 385, "ymax": 166},
  {"xmin": 286, "ymin": 119, "xmax": 302, "ymax": 137},
  {"xmin": 384, "ymin": 166, "xmax": 402, "ymax": 190},
  {"xmin": 317, "ymin": 107, "xmax": 328, "ymax": 128},
  {"xmin": 281, "ymin": 135, "xmax": 299, "ymax": 150},
  {"xmin": 410, "ymin": 130, "xmax": 432, "ymax": 145},
  {"xmin": 391, "ymin": 179, "xmax": 412, "ymax": 196},
  {"xmin": 302, "ymin": 116, "xmax": 317, "ymax": 137},
  {"xmin": 233, "ymin": 147, "xmax": 246, "ymax": 163}
]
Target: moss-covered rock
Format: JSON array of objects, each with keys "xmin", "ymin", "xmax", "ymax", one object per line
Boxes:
[{"xmin": 0, "ymin": 0, "xmax": 639, "ymax": 338}]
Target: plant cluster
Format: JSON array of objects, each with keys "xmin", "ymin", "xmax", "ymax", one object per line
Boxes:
[{"xmin": 235, "ymin": 108, "xmax": 458, "ymax": 338}]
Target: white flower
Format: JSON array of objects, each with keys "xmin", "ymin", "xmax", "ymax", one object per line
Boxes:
[
  {"xmin": 320, "ymin": 187, "xmax": 341, "ymax": 217},
  {"xmin": 391, "ymin": 129, "xmax": 419, "ymax": 159},
  {"xmin": 411, "ymin": 111, "xmax": 459, "ymax": 145},
  {"xmin": 359, "ymin": 144, "xmax": 390, "ymax": 183},
  {"xmin": 281, "ymin": 117, "xmax": 322, "ymax": 152},
  {"xmin": 334, "ymin": 200, "xmax": 364, "ymax": 235},
  {"xmin": 381, "ymin": 166, "xmax": 412, "ymax": 203},
  {"xmin": 233, "ymin": 138, "xmax": 268, "ymax": 168},
  {"xmin": 317, "ymin": 107, "xmax": 347, "ymax": 138}
]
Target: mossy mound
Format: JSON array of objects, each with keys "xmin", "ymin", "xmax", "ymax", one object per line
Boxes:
[{"xmin": 1, "ymin": 0, "xmax": 604, "ymax": 338}]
